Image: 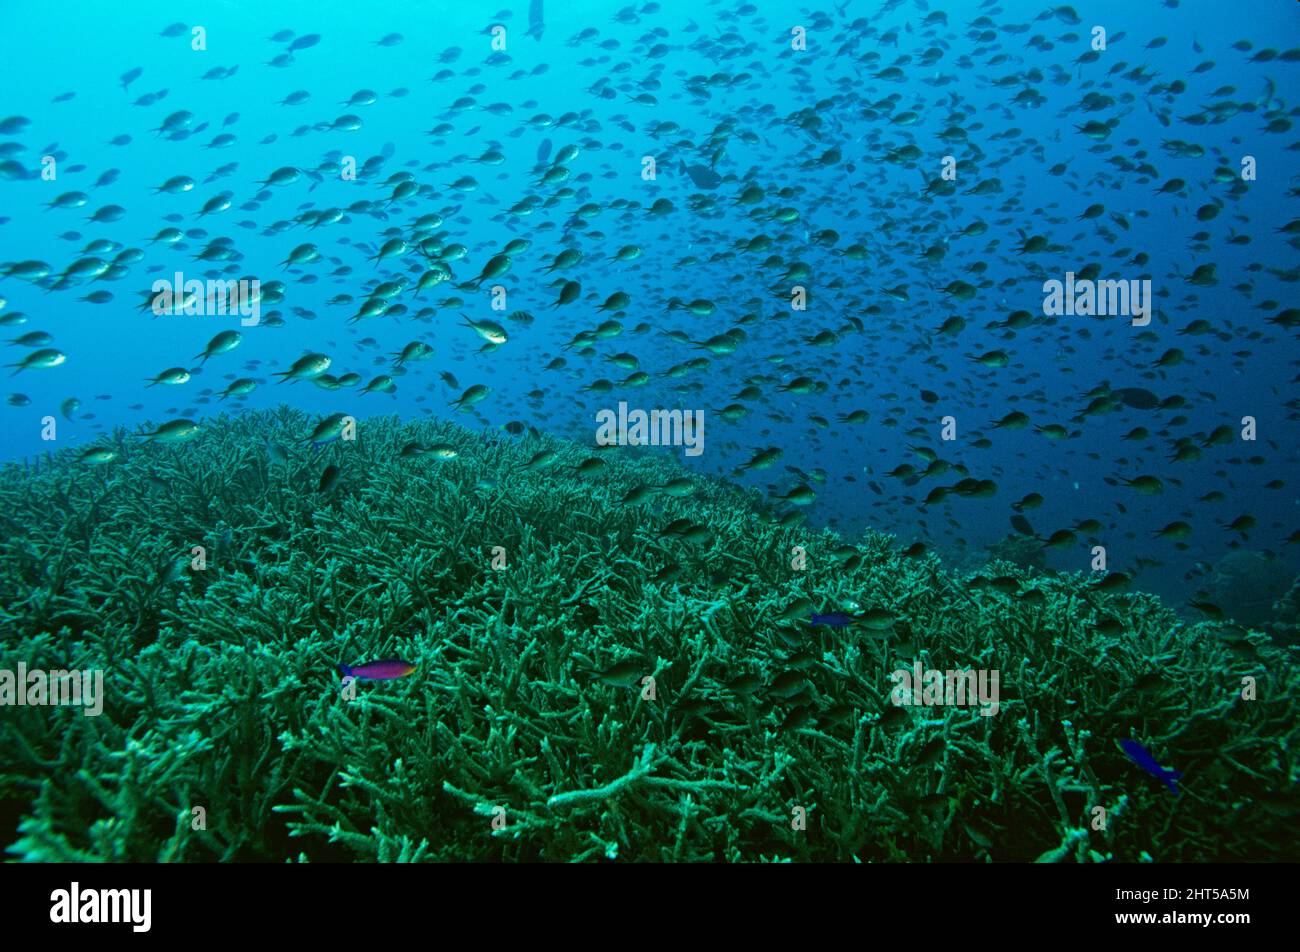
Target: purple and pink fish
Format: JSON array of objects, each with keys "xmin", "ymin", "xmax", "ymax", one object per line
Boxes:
[{"xmin": 338, "ymin": 658, "xmax": 416, "ymax": 681}]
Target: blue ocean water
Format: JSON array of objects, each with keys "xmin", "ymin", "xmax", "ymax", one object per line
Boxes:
[{"xmin": 1, "ymin": 0, "xmax": 1297, "ymax": 621}]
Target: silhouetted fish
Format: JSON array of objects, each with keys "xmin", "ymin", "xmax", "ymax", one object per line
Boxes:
[
  {"xmin": 1115, "ymin": 387, "xmax": 1160, "ymax": 410},
  {"xmin": 680, "ymin": 161, "xmax": 721, "ymax": 190},
  {"xmin": 525, "ymin": 0, "xmax": 544, "ymax": 40}
]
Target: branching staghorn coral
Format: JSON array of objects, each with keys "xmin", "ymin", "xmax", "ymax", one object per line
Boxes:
[{"xmin": 0, "ymin": 407, "xmax": 1295, "ymax": 862}]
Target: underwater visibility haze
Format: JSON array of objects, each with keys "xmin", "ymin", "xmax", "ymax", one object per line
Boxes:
[{"xmin": 0, "ymin": 0, "xmax": 1298, "ymax": 863}]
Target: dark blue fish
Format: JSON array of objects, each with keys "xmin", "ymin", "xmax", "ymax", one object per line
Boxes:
[
  {"xmin": 1120, "ymin": 740, "xmax": 1181, "ymax": 795},
  {"xmin": 810, "ymin": 612, "xmax": 857, "ymax": 628},
  {"xmin": 526, "ymin": 0, "xmax": 544, "ymax": 40}
]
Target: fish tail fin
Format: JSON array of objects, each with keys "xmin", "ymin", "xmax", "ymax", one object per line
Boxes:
[
  {"xmin": 1163, "ymin": 768, "xmax": 1183, "ymax": 795},
  {"xmin": 337, "ymin": 663, "xmax": 353, "ymax": 679}
]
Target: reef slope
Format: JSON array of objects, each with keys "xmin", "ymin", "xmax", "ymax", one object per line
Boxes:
[{"xmin": 0, "ymin": 409, "xmax": 1294, "ymax": 861}]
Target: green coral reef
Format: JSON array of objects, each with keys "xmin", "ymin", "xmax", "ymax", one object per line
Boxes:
[{"xmin": 0, "ymin": 408, "xmax": 1295, "ymax": 862}]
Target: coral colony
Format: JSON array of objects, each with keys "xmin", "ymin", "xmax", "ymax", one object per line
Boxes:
[{"xmin": 0, "ymin": 410, "xmax": 1295, "ymax": 861}]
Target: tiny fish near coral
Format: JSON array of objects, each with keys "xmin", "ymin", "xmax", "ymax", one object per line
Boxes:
[
  {"xmin": 338, "ymin": 659, "xmax": 415, "ymax": 681},
  {"xmin": 1120, "ymin": 739, "xmax": 1182, "ymax": 795}
]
